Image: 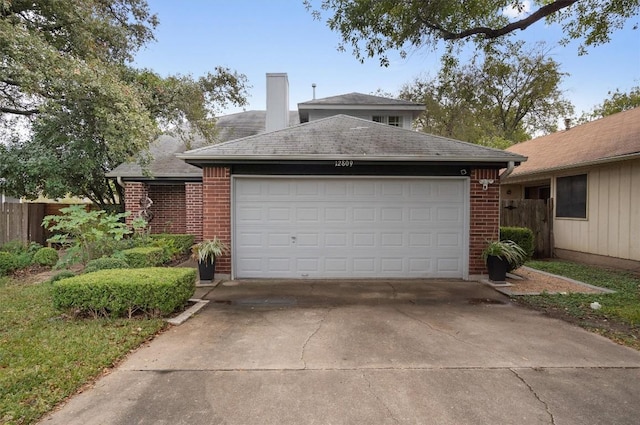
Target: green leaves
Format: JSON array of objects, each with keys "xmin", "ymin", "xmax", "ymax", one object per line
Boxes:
[
  {"xmin": 307, "ymin": 0, "xmax": 639, "ymax": 64},
  {"xmin": 0, "ymin": 1, "xmax": 249, "ymax": 206},
  {"xmin": 42, "ymin": 205, "xmax": 132, "ymax": 265},
  {"xmin": 399, "ymin": 41, "xmax": 573, "ymax": 144}
]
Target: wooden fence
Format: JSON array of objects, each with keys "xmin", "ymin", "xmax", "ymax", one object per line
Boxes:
[
  {"xmin": 500, "ymin": 199, "xmax": 553, "ymax": 258},
  {"xmin": 0, "ymin": 202, "xmax": 46, "ymax": 246}
]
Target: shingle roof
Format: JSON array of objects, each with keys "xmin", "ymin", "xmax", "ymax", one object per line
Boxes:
[
  {"xmin": 298, "ymin": 92, "xmax": 423, "ymax": 107},
  {"xmin": 180, "ymin": 114, "xmax": 525, "ymax": 164},
  {"xmin": 107, "ymin": 110, "xmax": 300, "ymax": 179},
  {"xmin": 505, "ymin": 107, "xmax": 640, "ymax": 180}
]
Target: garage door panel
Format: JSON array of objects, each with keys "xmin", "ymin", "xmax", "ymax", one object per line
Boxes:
[
  {"xmin": 409, "ymin": 258, "xmax": 431, "ymax": 273},
  {"xmin": 234, "ymin": 177, "xmax": 467, "ymax": 278}
]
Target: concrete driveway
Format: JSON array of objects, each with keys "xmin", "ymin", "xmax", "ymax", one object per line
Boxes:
[{"xmin": 41, "ymin": 280, "xmax": 640, "ymax": 425}]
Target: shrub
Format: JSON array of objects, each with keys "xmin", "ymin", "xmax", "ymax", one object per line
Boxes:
[
  {"xmin": 121, "ymin": 247, "xmax": 164, "ymax": 268},
  {"xmin": 0, "ymin": 251, "xmax": 18, "ymax": 276},
  {"xmin": 33, "ymin": 247, "xmax": 59, "ymax": 267},
  {"xmin": 52, "ymin": 267, "xmax": 197, "ymax": 318},
  {"xmin": 500, "ymin": 226, "xmax": 535, "ymax": 260},
  {"xmin": 1, "ymin": 241, "xmax": 43, "ymax": 269},
  {"xmin": 150, "ymin": 238, "xmax": 179, "ymax": 264},
  {"xmin": 84, "ymin": 257, "xmax": 130, "ymax": 274},
  {"xmin": 49, "ymin": 270, "xmax": 76, "ymax": 283},
  {"xmin": 150, "ymin": 234, "xmax": 195, "ymax": 255},
  {"xmin": 14, "ymin": 252, "xmax": 34, "ymax": 269},
  {"xmin": 42, "ymin": 205, "xmax": 131, "ymax": 265},
  {"xmin": 0, "ymin": 240, "xmax": 27, "ymax": 255}
]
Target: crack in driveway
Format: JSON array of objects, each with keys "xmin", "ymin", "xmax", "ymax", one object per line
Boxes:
[
  {"xmin": 361, "ymin": 371, "xmax": 401, "ymax": 424},
  {"xmin": 511, "ymin": 368, "xmax": 556, "ymax": 425},
  {"xmin": 393, "ymin": 307, "xmax": 513, "ymax": 363},
  {"xmin": 300, "ymin": 307, "xmax": 333, "ymax": 369}
]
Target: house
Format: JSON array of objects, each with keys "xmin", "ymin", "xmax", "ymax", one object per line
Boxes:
[
  {"xmin": 501, "ymin": 108, "xmax": 640, "ymax": 270},
  {"xmin": 109, "ymin": 73, "xmax": 526, "ymax": 280}
]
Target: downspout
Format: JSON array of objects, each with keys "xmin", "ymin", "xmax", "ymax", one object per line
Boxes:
[
  {"xmin": 116, "ymin": 176, "xmax": 125, "ymax": 188},
  {"xmin": 500, "ymin": 161, "xmax": 515, "ymax": 179}
]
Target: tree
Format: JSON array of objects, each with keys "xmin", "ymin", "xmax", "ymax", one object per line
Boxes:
[
  {"xmin": 305, "ymin": 0, "xmax": 639, "ymax": 65},
  {"xmin": 0, "ymin": 1, "xmax": 249, "ymax": 207},
  {"xmin": 399, "ymin": 42, "xmax": 573, "ymax": 145},
  {"xmin": 578, "ymin": 86, "xmax": 640, "ymax": 122}
]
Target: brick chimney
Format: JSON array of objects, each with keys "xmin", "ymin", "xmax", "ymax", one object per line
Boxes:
[{"xmin": 266, "ymin": 73, "xmax": 289, "ymax": 132}]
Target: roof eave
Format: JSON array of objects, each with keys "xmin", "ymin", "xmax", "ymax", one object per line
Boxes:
[
  {"xmin": 179, "ymin": 154, "xmax": 525, "ymax": 165},
  {"xmin": 297, "ymin": 104, "xmax": 425, "ymax": 112},
  {"xmin": 503, "ymin": 151, "xmax": 640, "ymax": 183}
]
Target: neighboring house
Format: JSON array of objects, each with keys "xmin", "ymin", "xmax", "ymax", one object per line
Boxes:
[
  {"xmin": 109, "ymin": 73, "xmax": 526, "ymax": 279},
  {"xmin": 501, "ymin": 107, "xmax": 640, "ymax": 270}
]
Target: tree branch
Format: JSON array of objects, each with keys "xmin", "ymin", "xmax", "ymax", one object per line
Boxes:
[
  {"xmin": 424, "ymin": 0, "xmax": 579, "ymax": 40},
  {"xmin": 0, "ymin": 106, "xmax": 39, "ymax": 116}
]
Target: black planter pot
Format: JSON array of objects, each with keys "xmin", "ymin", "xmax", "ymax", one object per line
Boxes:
[
  {"xmin": 197, "ymin": 258, "xmax": 216, "ymax": 282},
  {"xmin": 486, "ymin": 255, "xmax": 509, "ymax": 282}
]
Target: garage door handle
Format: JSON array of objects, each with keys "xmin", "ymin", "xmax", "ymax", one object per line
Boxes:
[{"xmin": 291, "ymin": 236, "xmax": 296, "ymax": 244}]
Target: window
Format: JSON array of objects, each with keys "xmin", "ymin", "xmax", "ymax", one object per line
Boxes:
[
  {"xmin": 556, "ymin": 174, "xmax": 587, "ymax": 218},
  {"xmin": 371, "ymin": 116, "xmax": 402, "ymax": 127},
  {"xmin": 388, "ymin": 116, "xmax": 401, "ymax": 127}
]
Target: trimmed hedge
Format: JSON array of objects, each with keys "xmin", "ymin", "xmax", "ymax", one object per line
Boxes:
[
  {"xmin": 52, "ymin": 267, "xmax": 197, "ymax": 318},
  {"xmin": 50, "ymin": 270, "xmax": 76, "ymax": 283},
  {"xmin": 500, "ymin": 226, "xmax": 535, "ymax": 261},
  {"xmin": 84, "ymin": 257, "xmax": 130, "ymax": 274},
  {"xmin": 150, "ymin": 234, "xmax": 195, "ymax": 255},
  {"xmin": 121, "ymin": 247, "xmax": 164, "ymax": 268},
  {"xmin": 33, "ymin": 247, "xmax": 59, "ymax": 267},
  {"xmin": 0, "ymin": 251, "xmax": 17, "ymax": 276}
]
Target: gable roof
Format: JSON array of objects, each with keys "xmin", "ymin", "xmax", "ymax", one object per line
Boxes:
[
  {"xmin": 298, "ymin": 92, "xmax": 424, "ymax": 122},
  {"xmin": 179, "ymin": 114, "xmax": 525, "ymax": 166},
  {"xmin": 107, "ymin": 110, "xmax": 300, "ymax": 180},
  {"xmin": 299, "ymin": 92, "xmax": 422, "ymax": 107},
  {"xmin": 505, "ymin": 107, "xmax": 640, "ymax": 180}
]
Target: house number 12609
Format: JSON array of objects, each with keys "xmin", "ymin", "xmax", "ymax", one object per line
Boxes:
[{"xmin": 335, "ymin": 160, "xmax": 354, "ymax": 167}]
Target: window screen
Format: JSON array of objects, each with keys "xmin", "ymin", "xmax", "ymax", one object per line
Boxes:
[{"xmin": 556, "ymin": 174, "xmax": 587, "ymax": 218}]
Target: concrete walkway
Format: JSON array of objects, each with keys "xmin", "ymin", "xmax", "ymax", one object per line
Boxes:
[{"xmin": 40, "ymin": 280, "xmax": 640, "ymax": 425}]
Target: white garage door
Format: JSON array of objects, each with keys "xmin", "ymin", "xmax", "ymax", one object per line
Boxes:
[{"xmin": 233, "ymin": 177, "xmax": 468, "ymax": 279}]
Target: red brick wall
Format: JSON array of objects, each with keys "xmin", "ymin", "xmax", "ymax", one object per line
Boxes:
[
  {"xmin": 469, "ymin": 168, "xmax": 501, "ymax": 275},
  {"xmin": 147, "ymin": 185, "xmax": 186, "ymax": 234},
  {"xmin": 124, "ymin": 182, "xmax": 148, "ymax": 227},
  {"xmin": 185, "ymin": 183, "xmax": 203, "ymax": 242},
  {"xmin": 202, "ymin": 167, "xmax": 231, "ymax": 273}
]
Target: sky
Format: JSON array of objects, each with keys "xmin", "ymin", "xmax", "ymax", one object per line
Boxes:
[{"xmin": 133, "ymin": 1, "xmax": 640, "ymax": 118}]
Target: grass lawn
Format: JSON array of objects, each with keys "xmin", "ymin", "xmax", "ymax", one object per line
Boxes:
[
  {"xmin": 0, "ymin": 274, "xmax": 167, "ymax": 425},
  {"xmin": 518, "ymin": 260, "xmax": 640, "ymax": 350}
]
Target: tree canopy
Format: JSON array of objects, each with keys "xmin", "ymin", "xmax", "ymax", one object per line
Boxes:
[
  {"xmin": 0, "ymin": 0, "xmax": 249, "ymax": 207},
  {"xmin": 578, "ymin": 86, "xmax": 640, "ymax": 122},
  {"xmin": 399, "ymin": 42, "xmax": 573, "ymax": 146},
  {"xmin": 305, "ymin": 0, "xmax": 639, "ymax": 65}
]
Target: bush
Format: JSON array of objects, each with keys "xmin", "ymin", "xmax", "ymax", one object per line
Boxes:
[
  {"xmin": 150, "ymin": 234, "xmax": 195, "ymax": 255},
  {"xmin": 150, "ymin": 238, "xmax": 179, "ymax": 264},
  {"xmin": 1, "ymin": 241, "xmax": 43, "ymax": 269},
  {"xmin": 84, "ymin": 257, "xmax": 130, "ymax": 274},
  {"xmin": 500, "ymin": 226, "xmax": 535, "ymax": 260},
  {"xmin": 52, "ymin": 267, "xmax": 197, "ymax": 318},
  {"xmin": 121, "ymin": 247, "xmax": 164, "ymax": 268},
  {"xmin": 0, "ymin": 251, "xmax": 18, "ymax": 276},
  {"xmin": 14, "ymin": 252, "xmax": 34, "ymax": 269},
  {"xmin": 0, "ymin": 240, "xmax": 27, "ymax": 255},
  {"xmin": 49, "ymin": 270, "xmax": 76, "ymax": 283},
  {"xmin": 33, "ymin": 247, "xmax": 59, "ymax": 267}
]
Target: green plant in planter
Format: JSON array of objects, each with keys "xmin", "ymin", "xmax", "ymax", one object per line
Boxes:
[
  {"xmin": 191, "ymin": 238, "xmax": 229, "ymax": 263},
  {"xmin": 191, "ymin": 238, "xmax": 229, "ymax": 281},
  {"xmin": 481, "ymin": 240, "xmax": 527, "ymax": 282}
]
